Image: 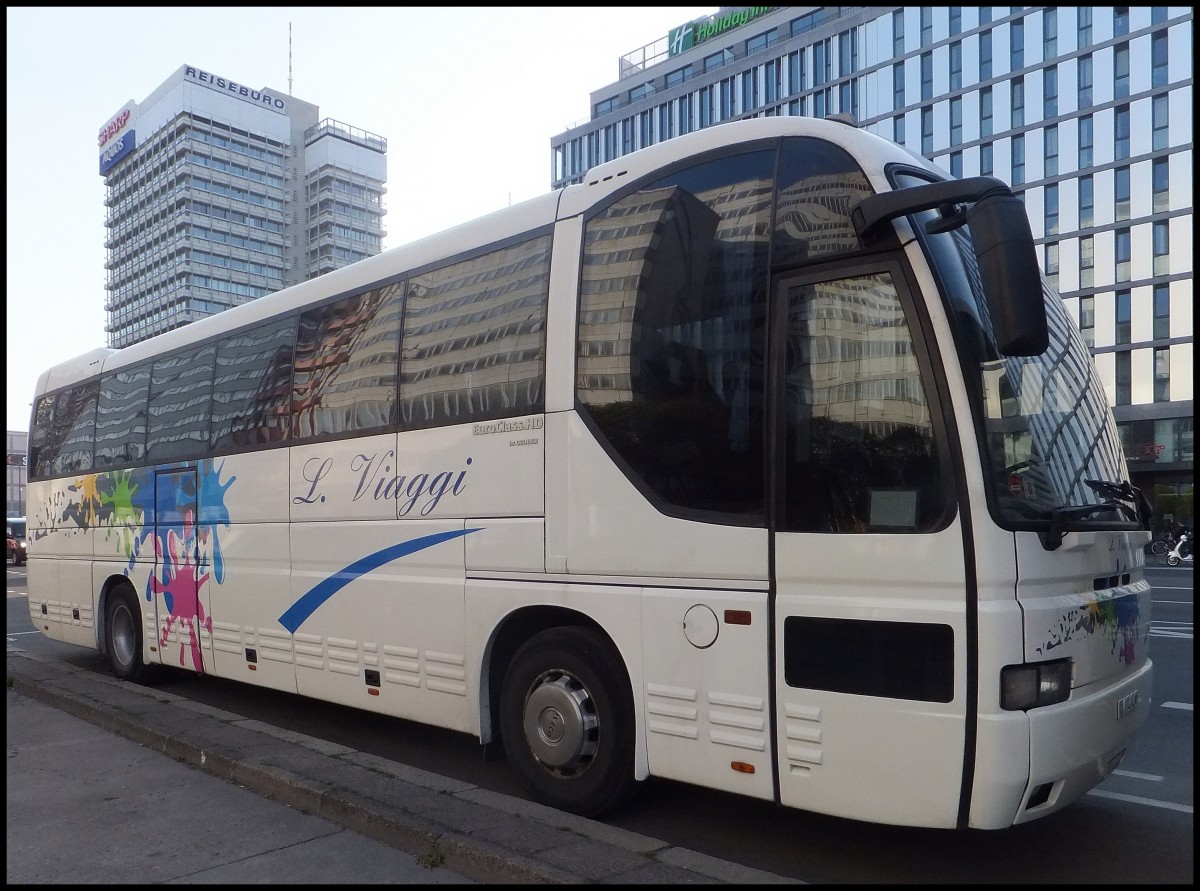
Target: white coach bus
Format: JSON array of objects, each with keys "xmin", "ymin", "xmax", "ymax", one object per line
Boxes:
[{"xmin": 26, "ymin": 116, "xmax": 1153, "ymax": 830}]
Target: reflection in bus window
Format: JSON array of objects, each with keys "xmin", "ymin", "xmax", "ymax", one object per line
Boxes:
[
  {"xmin": 33, "ymin": 382, "xmax": 100, "ymax": 478},
  {"xmin": 147, "ymin": 345, "xmax": 215, "ymax": 464},
  {"xmin": 95, "ymin": 365, "xmax": 150, "ymax": 470},
  {"xmin": 780, "ymin": 271, "xmax": 948, "ymax": 533},
  {"xmin": 212, "ymin": 317, "xmax": 297, "ymax": 450},
  {"xmin": 402, "ymin": 236, "xmax": 550, "ymax": 429},
  {"xmin": 578, "ymin": 150, "xmax": 774, "ymax": 521},
  {"xmin": 292, "ymin": 284, "xmax": 401, "ymax": 439},
  {"xmin": 773, "ymin": 136, "xmax": 875, "ymax": 267}
]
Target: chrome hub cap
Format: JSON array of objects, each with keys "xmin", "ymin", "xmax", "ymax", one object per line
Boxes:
[{"xmin": 522, "ymin": 671, "xmax": 599, "ymax": 773}]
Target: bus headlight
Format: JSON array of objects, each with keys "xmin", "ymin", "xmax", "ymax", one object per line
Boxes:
[{"xmin": 1000, "ymin": 659, "xmax": 1072, "ymax": 710}]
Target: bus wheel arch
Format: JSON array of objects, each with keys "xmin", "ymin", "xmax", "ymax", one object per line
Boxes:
[
  {"xmin": 495, "ymin": 618, "xmax": 639, "ymax": 817},
  {"xmin": 101, "ymin": 577, "xmax": 157, "ymax": 685}
]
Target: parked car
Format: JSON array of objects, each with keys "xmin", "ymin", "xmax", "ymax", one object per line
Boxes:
[{"xmin": 7, "ymin": 517, "xmax": 27, "ymax": 566}]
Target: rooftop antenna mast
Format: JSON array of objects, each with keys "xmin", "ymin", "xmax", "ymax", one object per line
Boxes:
[{"xmin": 288, "ymin": 22, "xmax": 293, "ymax": 95}]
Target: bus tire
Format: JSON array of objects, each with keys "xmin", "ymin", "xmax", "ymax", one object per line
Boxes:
[
  {"xmin": 105, "ymin": 585, "xmax": 155, "ymax": 685},
  {"xmin": 499, "ymin": 626, "xmax": 638, "ymax": 818}
]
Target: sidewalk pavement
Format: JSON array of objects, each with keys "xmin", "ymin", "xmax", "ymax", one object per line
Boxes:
[{"xmin": 7, "ymin": 649, "xmax": 799, "ymax": 884}]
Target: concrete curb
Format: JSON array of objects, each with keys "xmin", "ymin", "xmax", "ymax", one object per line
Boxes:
[{"xmin": 7, "ymin": 650, "xmax": 800, "ymax": 884}]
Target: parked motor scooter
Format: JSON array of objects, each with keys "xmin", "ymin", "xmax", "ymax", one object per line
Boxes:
[{"xmin": 1166, "ymin": 530, "xmax": 1193, "ymax": 567}]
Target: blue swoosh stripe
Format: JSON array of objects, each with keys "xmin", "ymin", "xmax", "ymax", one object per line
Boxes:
[{"xmin": 278, "ymin": 527, "xmax": 481, "ymax": 634}]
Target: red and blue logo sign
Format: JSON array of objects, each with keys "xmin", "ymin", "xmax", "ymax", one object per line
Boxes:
[{"xmin": 99, "ymin": 129, "xmax": 135, "ymax": 174}]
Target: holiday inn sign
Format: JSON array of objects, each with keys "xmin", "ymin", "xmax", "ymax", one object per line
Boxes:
[{"xmin": 669, "ymin": 7, "xmax": 776, "ymax": 56}]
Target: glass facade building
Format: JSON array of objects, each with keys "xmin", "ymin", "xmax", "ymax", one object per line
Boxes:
[
  {"xmin": 100, "ymin": 64, "xmax": 387, "ymax": 349},
  {"xmin": 550, "ymin": 5, "xmax": 1193, "ymax": 528}
]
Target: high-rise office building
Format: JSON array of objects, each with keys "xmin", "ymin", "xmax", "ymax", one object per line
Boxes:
[
  {"xmin": 100, "ymin": 63, "xmax": 387, "ymax": 349},
  {"xmin": 550, "ymin": 5, "xmax": 1193, "ymax": 527}
]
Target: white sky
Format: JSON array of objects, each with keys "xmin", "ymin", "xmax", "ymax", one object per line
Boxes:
[{"xmin": 5, "ymin": 6, "xmax": 712, "ymax": 431}]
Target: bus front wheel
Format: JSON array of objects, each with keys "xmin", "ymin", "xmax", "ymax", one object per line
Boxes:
[
  {"xmin": 105, "ymin": 585, "xmax": 156, "ymax": 685},
  {"xmin": 499, "ymin": 626, "xmax": 638, "ymax": 817}
]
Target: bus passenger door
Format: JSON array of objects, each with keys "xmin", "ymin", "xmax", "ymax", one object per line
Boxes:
[
  {"xmin": 152, "ymin": 467, "xmax": 212, "ymax": 674},
  {"xmin": 769, "ymin": 263, "xmax": 969, "ymax": 829}
]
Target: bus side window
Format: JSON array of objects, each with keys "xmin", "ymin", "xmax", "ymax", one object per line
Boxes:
[
  {"xmin": 54, "ymin": 381, "xmax": 100, "ymax": 476},
  {"xmin": 401, "ymin": 236, "xmax": 550, "ymax": 430},
  {"xmin": 772, "ymin": 136, "xmax": 881, "ymax": 267},
  {"xmin": 28, "ymin": 394, "xmax": 56, "ymax": 480},
  {"xmin": 211, "ymin": 316, "xmax": 297, "ymax": 451},
  {"xmin": 95, "ymin": 365, "xmax": 150, "ymax": 470},
  {"xmin": 29, "ymin": 383, "xmax": 100, "ymax": 480},
  {"xmin": 291, "ymin": 283, "xmax": 402, "ymax": 440},
  {"xmin": 147, "ymin": 344, "xmax": 216, "ymax": 465},
  {"xmin": 578, "ymin": 150, "xmax": 774, "ymax": 523}
]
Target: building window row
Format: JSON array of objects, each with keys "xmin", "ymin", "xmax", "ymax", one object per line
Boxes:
[
  {"xmin": 560, "ymin": 10, "xmax": 1182, "ymax": 188},
  {"xmin": 190, "ymin": 127, "xmax": 286, "ymax": 167},
  {"xmin": 888, "ymin": 16, "xmax": 1175, "ymax": 119},
  {"xmin": 889, "ymin": 7, "xmax": 1174, "ymax": 62},
  {"xmin": 190, "ymin": 152, "xmax": 285, "ymax": 189},
  {"xmin": 191, "ymin": 176, "xmax": 285, "ymax": 211},
  {"xmin": 190, "ymin": 224, "xmax": 284, "ymax": 258},
  {"xmin": 191, "ymin": 248, "xmax": 284, "ymax": 281}
]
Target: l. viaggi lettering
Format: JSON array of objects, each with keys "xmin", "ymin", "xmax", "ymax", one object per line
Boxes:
[{"xmin": 294, "ymin": 451, "xmax": 471, "ymax": 516}]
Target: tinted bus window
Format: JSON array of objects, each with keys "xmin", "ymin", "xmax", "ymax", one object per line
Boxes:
[
  {"xmin": 773, "ymin": 136, "xmax": 877, "ymax": 267},
  {"xmin": 401, "ymin": 235, "xmax": 551, "ymax": 429},
  {"xmin": 211, "ymin": 317, "xmax": 297, "ymax": 451},
  {"xmin": 578, "ymin": 150, "xmax": 774, "ymax": 520},
  {"xmin": 779, "ymin": 270, "xmax": 948, "ymax": 533},
  {"xmin": 95, "ymin": 365, "xmax": 151, "ymax": 470},
  {"xmin": 30, "ymin": 382, "xmax": 100, "ymax": 479},
  {"xmin": 291, "ymin": 283, "xmax": 402, "ymax": 440},
  {"xmin": 147, "ymin": 344, "xmax": 216, "ymax": 464}
]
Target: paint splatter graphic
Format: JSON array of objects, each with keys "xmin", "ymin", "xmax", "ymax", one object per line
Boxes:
[
  {"xmin": 101, "ymin": 470, "xmax": 145, "ymax": 563},
  {"xmin": 45, "ymin": 460, "xmax": 235, "ymax": 675},
  {"xmin": 1039, "ymin": 583, "xmax": 1145, "ymax": 666},
  {"xmin": 154, "ymin": 513, "xmax": 212, "ymax": 671},
  {"xmin": 1079, "ymin": 593, "xmax": 1143, "ymax": 665},
  {"xmin": 196, "ymin": 461, "xmax": 235, "ymax": 585}
]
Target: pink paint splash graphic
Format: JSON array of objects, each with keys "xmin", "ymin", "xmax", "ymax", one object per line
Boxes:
[{"xmin": 153, "ymin": 511, "xmax": 212, "ymax": 671}]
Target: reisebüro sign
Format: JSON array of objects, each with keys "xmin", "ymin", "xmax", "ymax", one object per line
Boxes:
[{"xmin": 184, "ymin": 65, "xmax": 287, "ymax": 113}]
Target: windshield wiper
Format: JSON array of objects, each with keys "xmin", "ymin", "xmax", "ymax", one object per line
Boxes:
[
  {"xmin": 1085, "ymin": 479, "xmax": 1153, "ymax": 529},
  {"xmin": 1040, "ymin": 480, "xmax": 1152, "ymax": 551}
]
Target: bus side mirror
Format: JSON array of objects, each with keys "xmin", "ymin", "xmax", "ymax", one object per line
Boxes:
[{"xmin": 966, "ymin": 194, "xmax": 1048, "ymax": 357}]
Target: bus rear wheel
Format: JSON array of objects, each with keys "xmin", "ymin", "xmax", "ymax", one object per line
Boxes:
[
  {"xmin": 499, "ymin": 626, "xmax": 638, "ymax": 818},
  {"xmin": 105, "ymin": 585, "xmax": 156, "ymax": 684}
]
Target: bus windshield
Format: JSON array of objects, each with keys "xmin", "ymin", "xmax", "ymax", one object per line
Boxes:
[
  {"xmin": 976, "ymin": 279, "xmax": 1137, "ymax": 529},
  {"xmin": 895, "ymin": 173, "xmax": 1142, "ymax": 539}
]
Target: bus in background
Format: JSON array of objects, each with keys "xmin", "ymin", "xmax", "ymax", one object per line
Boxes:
[{"xmin": 25, "ymin": 116, "xmax": 1152, "ymax": 831}]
